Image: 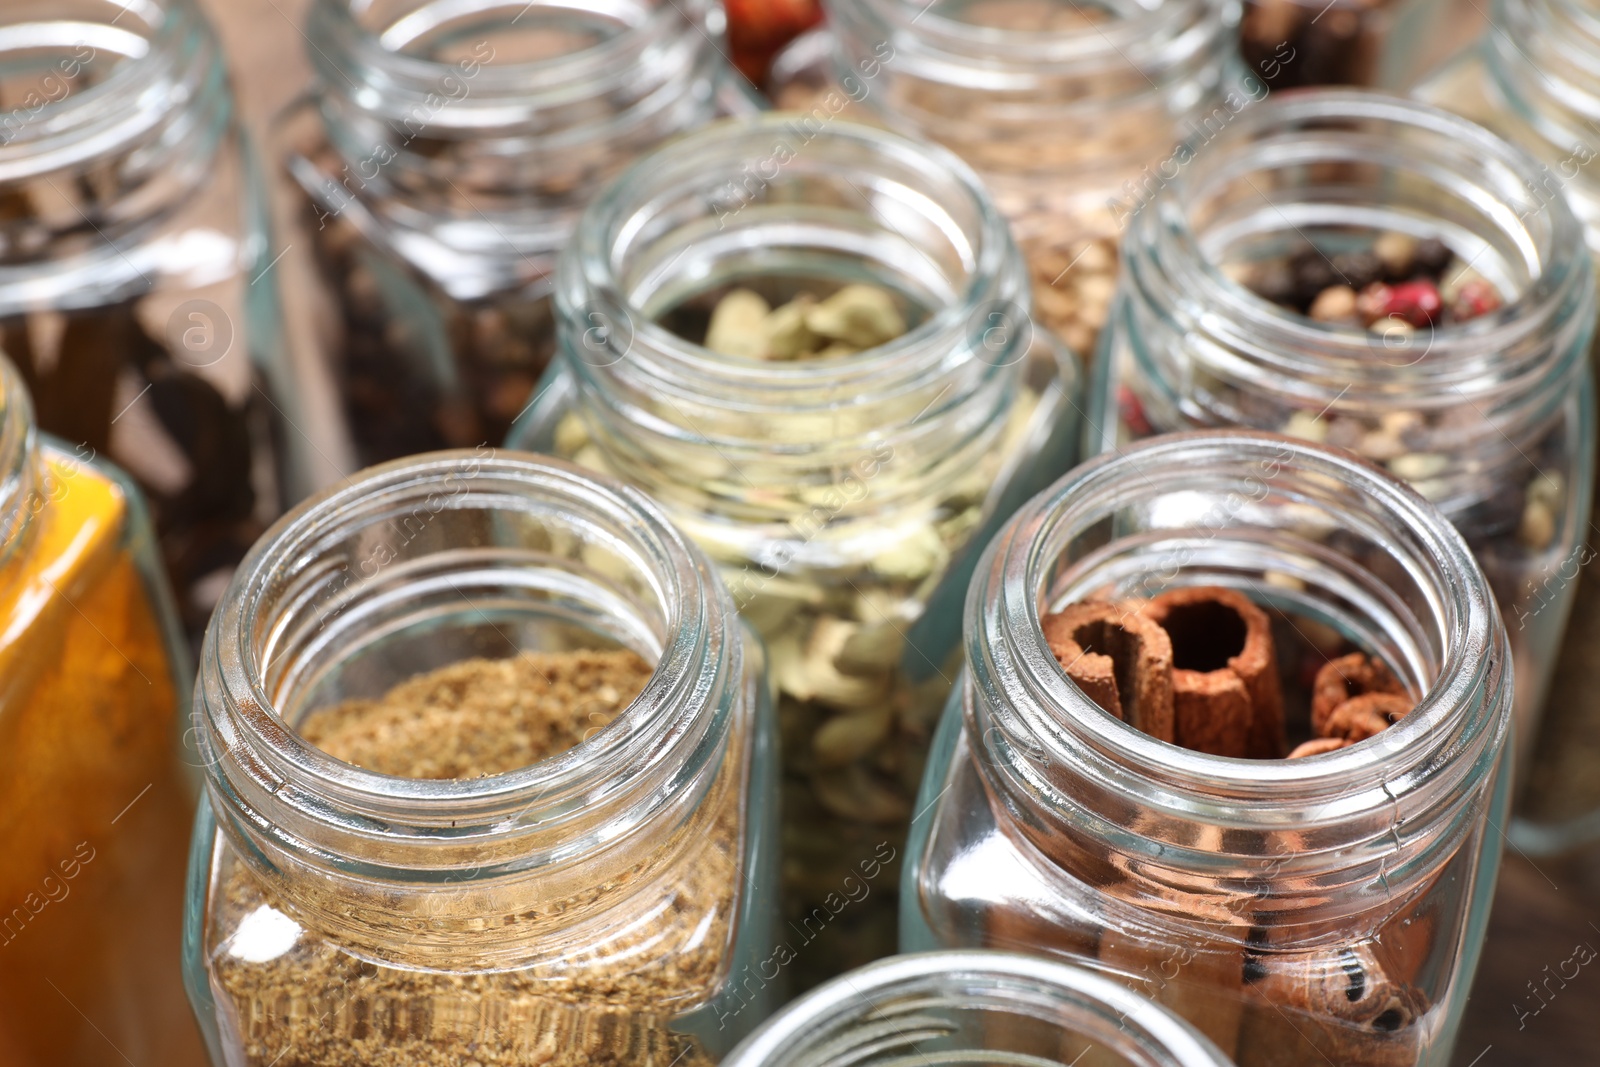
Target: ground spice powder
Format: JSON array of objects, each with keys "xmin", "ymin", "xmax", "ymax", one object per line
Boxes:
[
  {"xmin": 209, "ymin": 649, "xmax": 734, "ymax": 1067},
  {"xmin": 0, "ymin": 455, "xmax": 202, "ymax": 1067}
]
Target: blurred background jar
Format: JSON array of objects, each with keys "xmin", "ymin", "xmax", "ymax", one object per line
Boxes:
[
  {"xmin": 270, "ymin": 0, "xmax": 755, "ymax": 482},
  {"xmin": 0, "ymin": 0, "xmax": 292, "ymax": 647},
  {"xmin": 904, "ymin": 432, "xmax": 1513, "ymax": 1067},
  {"xmin": 767, "ymin": 0, "xmax": 1238, "ymax": 365},
  {"xmin": 509, "ymin": 115, "xmax": 1080, "ymax": 987},
  {"xmin": 0, "ymin": 357, "xmax": 203, "ymax": 1065},
  {"xmin": 1416, "ymin": 0, "xmax": 1600, "ymax": 852},
  {"xmin": 1091, "ymin": 89, "xmax": 1594, "ymax": 784},
  {"xmin": 186, "ymin": 451, "xmax": 778, "ymax": 1065},
  {"xmin": 722, "ymin": 951, "xmax": 1235, "ymax": 1067},
  {"xmin": 1239, "ymin": 0, "xmax": 1450, "ymax": 91}
]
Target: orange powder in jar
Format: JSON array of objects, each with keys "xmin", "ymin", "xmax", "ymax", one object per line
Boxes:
[{"xmin": 0, "ymin": 450, "xmax": 204, "ymax": 1067}]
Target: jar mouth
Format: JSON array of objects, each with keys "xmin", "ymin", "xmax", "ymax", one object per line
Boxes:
[
  {"xmin": 826, "ymin": 0, "xmax": 1238, "ymax": 165},
  {"xmin": 201, "ymin": 450, "xmax": 738, "ymax": 853},
  {"xmin": 723, "ymin": 951, "xmax": 1231, "ymax": 1067},
  {"xmin": 0, "ymin": 0, "xmax": 198, "ymax": 178},
  {"xmin": 856, "ymin": 0, "xmax": 1226, "ymax": 69},
  {"xmin": 1135, "ymin": 89, "xmax": 1590, "ymax": 399},
  {"xmin": 560, "ymin": 114, "xmax": 1024, "ymax": 439},
  {"xmin": 1487, "ymin": 0, "xmax": 1600, "ymax": 199},
  {"xmin": 969, "ymin": 432, "xmax": 1505, "ymax": 835},
  {"xmin": 311, "ymin": 0, "xmax": 720, "ymax": 124}
]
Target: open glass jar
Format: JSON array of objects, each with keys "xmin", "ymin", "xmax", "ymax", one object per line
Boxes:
[
  {"xmin": 0, "ymin": 357, "xmax": 202, "ymax": 1066},
  {"xmin": 723, "ymin": 951, "xmax": 1234, "ymax": 1067},
  {"xmin": 1091, "ymin": 89, "xmax": 1595, "ymax": 778},
  {"xmin": 904, "ymin": 431, "xmax": 1513, "ymax": 1067},
  {"xmin": 1415, "ymin": 0, "xmax": 1600, "ymax": 849},
  {"xmin": 508, "ymin": 114, "xmax": 1080, "ymax": 987},
  {"xmin": 184, "ymin": 451, "xmax": 779, "ymax": 1066},
  {"xmin": 271, "ymin": 0, "xmax": 754, "ymax": 478},
  {"xmin": 767, "ymin": 0, "xmax": 1238, "ymax": 363},
  {"xmin": 0, "ymin": 0, "xmax": 290, "ymax": 643}
]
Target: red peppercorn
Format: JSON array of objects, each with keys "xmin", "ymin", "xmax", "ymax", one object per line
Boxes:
[
  {"xmin": 1356, "ymin": 279, "xmax": 1442, "ymax": 328},
  {"xmin": 1119, "ymin": 385, "xmax": 1152, "ymax": 436},
  {"xmin": 1451, "ymin": 278, "xmax": 1502, "ymax": 322}
]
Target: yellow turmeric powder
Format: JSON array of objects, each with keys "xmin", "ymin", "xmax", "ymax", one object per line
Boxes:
[{"xmin": 0, "ymin": 447, "xmax": 205, "ymax": 1066}]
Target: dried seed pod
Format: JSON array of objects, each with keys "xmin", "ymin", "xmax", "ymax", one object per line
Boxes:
[
  {"xmin": 763, "ymin": 293, "xmax": 820, "ymax": 359},
  {"xmin": 1141, "ymin": 587, "xmax": 1285, "ymax": 759},
  {"xmin": 804, "ymin": 284, "xmax": 906, "ymax": 349},
  {"xmin": 1310, "ymin": 652, "xmax": 1405, "ymax": 735},
  {"xmin": 1041, "ymin": 601, "xmax": 1175, "ymax": 743},
  {"xmin": 812, "ymin": 705, "xmax": 894, "ymax": 768},
  {"xmin": 703, "ymin": 288, "xmax": 770, "ymax": 359}
]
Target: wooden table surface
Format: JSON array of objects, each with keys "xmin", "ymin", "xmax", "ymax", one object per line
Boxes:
[{"xmin": 197, "ymin": 1, "xmax": 1600, "ymax": 1062}]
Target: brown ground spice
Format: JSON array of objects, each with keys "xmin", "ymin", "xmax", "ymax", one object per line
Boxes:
[
  {"xmin": 299, "ymin": 650, "xmax": 653, "ymax": 778},
  {"xmin": 208, "ymin": 650, "xmax": 732, "ymax": 1067}
]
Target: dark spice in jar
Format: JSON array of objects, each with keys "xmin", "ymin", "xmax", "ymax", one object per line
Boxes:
[
  {"xmin": 1240, "ymin": 0, "xmax": 1394, "ymax": 90},
  {"xmin": 7, "ymin": 297, "xmax": 277, "ymax": 642},
  {"xmin": 209, "ymin": 648, "xmax": 731, "ymax": 1067},
  {"xmin": 308, "ymin": 206, "xmax": 557, "ymax": 469}
]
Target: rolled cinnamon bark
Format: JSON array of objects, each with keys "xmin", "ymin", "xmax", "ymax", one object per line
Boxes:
[
  {"xmin": 1311, "ymin": 652, "xmax": 1406, "ymax": 736},
  {"xmin": 1042, "ymin": 602, "xmax": 1176, "ymax": 743},
  {"xmin": 1142, "ymin": 587, "xmax": 1285, "ymax": 759},
  {"xmin": 1235, "ymin": 942, "xmax": 1428, "ymax": 1066}
]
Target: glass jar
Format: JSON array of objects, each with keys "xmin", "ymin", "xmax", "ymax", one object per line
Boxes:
[
  {"xmin": 723, "ymin": 951, "xmax": 1235, "ymax": 1067},
  {"xmin": 1239, "ymin": 0, "xmax": 1447, "ymax": 92},
  {"xmin": 1414, "ymin": 0, "xmax": 1600, "ymax": 249},
  {"xmin": 507, "ymin": 114, "xmax": 1081, "ymax": 987},
  {"xmin": 271, "ymin": 0, "xmax": 755, "ymax": 479},
  {"xmin": 184, "ymin": 450, "xmax": 779, "ymax": 1065},
  {"xmin": 768, "ymin": 0, "xmax": 1238, "ymax": 364},
  {"xmin": 1415, "ymin": 0, "xmax": 1600, "ymax": 848},
  {"xmin": 0, "ymin": 0, "xmax": 291, "ymax": 644},
  {"xmin": 0, "ymin": 356, "xmax": 203, "ymax": 1066},
  {"xmin": 1091, "ymin": 88, "xmax": 1595, "ymax": 782},
  {"xmin": 904, "ymin": 431, "xmax": 1514, "ymax": 1067}
]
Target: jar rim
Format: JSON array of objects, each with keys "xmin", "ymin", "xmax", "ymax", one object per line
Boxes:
[
  {"xmin": 970, "ymin": 430, "xmax": 1505, "ymax": 805},
  {"xmin": 563, "ymin": 113, "xmax": 1022, "ymax": 392},
  {"xmin": 839, "ymin": 0, "xmax": 1233, "ymax": 72},
  {"xmin": 0, "ymin": 0, "xmax": 206, "ymax": 178},
  {"xmin": 309, "ymin": 0, "xmax": 720, "ymax": 118},
  {"xmin": 200, "ymin": 449, "xmax": 738, "ymax": 841},
  {"xmin": 723, "ymin": 950, "xmax": 1234, "ymax": 1067},
  {"xmin": 1139, "ymin": 89, "xmax": 1591, "ymax": 392}
]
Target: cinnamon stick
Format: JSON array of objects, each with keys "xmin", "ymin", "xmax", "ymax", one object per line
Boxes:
[
  {"xmin": 1310, "ymin": 652, "xmax": 1406, "ymax": 736},
  {"xmin": 1042, "ymin": 602, "xmax": 1175, "ymax": 743},
  {"xmin": 1142, "ymin": 587, "xmax": 1285, "ymax": 759}
]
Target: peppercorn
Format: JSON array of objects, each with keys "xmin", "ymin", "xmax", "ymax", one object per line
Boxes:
[
  {"xmin": 1451, "ymin": 278, "xmax": 1503, "ymax": 322},
  {"xmin": 1412, "ymin": 237, "xmax": 1452, "ymax": 276},
  {"xmin": 1330, "ymin": 250, "xmax": 1382, "ymax": 291}
]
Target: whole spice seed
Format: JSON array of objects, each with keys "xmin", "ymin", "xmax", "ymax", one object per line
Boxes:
[{"xmin": 209, "ymin": 649, "xmax": 736, "ymax": 1067}]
